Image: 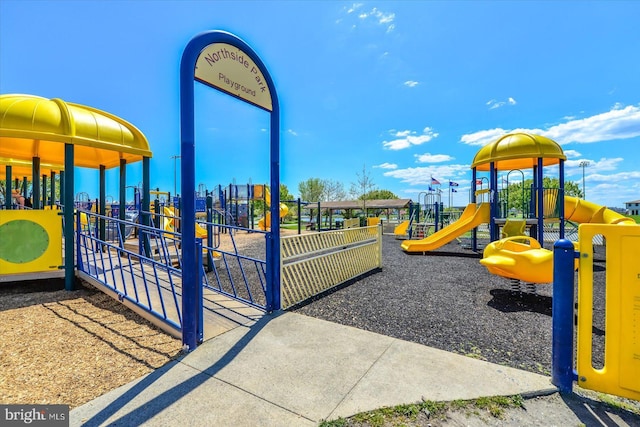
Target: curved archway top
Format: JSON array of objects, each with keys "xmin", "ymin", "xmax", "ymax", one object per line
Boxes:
[
  {"xmin": 471, "ymin": 132, "xmax": 566, "ymax": 171},
  {"xmin": 0, "ymin": 94, "xmax": 152, "ymax": 169}
]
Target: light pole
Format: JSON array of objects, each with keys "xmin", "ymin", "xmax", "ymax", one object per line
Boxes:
[
  {"xmin": 579, "ymin": 160, "xmax": 589, "ymax": 199},
  {"xmin": 171, "ymin": 155, "xmax": 181, "ymax": 197}
]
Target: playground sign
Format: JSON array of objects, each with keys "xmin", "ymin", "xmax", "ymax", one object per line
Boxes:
[{"xmin": 195, "ymin": 43, "xmax": 273, "ymax": 111}]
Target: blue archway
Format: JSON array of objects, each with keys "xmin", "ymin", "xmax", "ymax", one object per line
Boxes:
[{"xmin": 180, "ymin": 31, "xmax": 280, "ymax": 350}]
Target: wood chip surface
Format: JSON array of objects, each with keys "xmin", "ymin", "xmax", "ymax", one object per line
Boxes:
[{"xmin": 0, "ymin": 281, "xmax": 182, "ymax": 409}]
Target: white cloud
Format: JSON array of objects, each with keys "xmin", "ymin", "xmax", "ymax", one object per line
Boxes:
[
  {"xmin": 563, "ymin": 149, "xmax": 582, "ymax": 158},
  {"xmin": 414, "ymin": 153, "xmax": 454, "ymax": 163},
  {"xmin": 344, "ymin": 3, "xmax": 396, "ymax": 33},
  {"xmin": 382, "ymin": 127, "xmax": 439, "ymax": 150},
  {"xmin": 543, "ymin": 104, "xmax": 640, "ymax": 144},
  {"xmin": 374, "ymin": 162, "xmax": 397, "ymax": 169},
  {"xmin": 346, "ymin": 3, "xmax": 363, "ymax": 14},
  {"xmin": 287, "ymin": 129, "xmax": 298, "ymax": 136},
  {"xmin": 565, "ymin": 157, "xmax": 624, "ymax": 175},
  {"xmin": 461, "ymin": 104, "xmax": 640, "ymax": 146},
  {"xmin": 486, "ymin": 97, "xmax": 517, "ymax": 110},
  {"xmin": 383, "ymin": 164, "xmax": 469, "ymax": 186},
  {"xmin": 404, "ymin": 80, "xmax": 419, "ymax": 88}
]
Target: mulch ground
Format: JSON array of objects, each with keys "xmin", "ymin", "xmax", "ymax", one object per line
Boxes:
[
  {"xmin": 0, "ymin": 279, "xmax": 182, "ymax": 409},
  {"xmin": 293, "ymin": 233, "xmax": 607, "ymax": 375}
]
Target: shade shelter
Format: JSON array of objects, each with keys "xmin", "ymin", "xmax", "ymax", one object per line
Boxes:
[
  {"xmin": 0, "ymin": 94, "xmax": 153, "ymax": 289},
  {"xmin": 470, "ymin": 132, "xmax": 567, "ymax": 245}
]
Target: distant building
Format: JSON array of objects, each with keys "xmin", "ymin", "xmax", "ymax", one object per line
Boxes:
[{"xmin": 625, "ymin": 200, "xmax": 640, "ymax": 215}]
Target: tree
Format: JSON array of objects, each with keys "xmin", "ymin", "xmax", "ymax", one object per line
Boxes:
[
  {"xmin": 323, "ymin": 179, "xmax": 346, "ymax": 201},
  {"xmin": 279, "ymin": 183, "xmax": 294, "ymax": 202},
  {"xmin": 298, "ymin": 178, "xmax": 325, "ymax": 219},
  {"xmin": 363, "ymin": 189, "xmax": 398, "ymax": 200},
  {"xmin": 298, "ymin": 178, "xmax": 325, "ymax": 202},
  {"xmin": 350, "ymin": 164, "xmax": 376, "ymax": 214}
]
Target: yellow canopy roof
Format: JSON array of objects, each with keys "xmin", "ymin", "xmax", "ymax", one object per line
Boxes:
[
  {"xmin": 471, "ymin": 133, "xmax": 566, "ymax": 171},
  {"xmin": 0, "ymin": 157, "xmax": 63, "ymax": 179},
  {"xmin": 0, "ymin": 94, "xmax": 152, "ymax": 170}
]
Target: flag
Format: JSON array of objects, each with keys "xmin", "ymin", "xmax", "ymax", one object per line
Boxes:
[
  {"xmin": 475, "ymin": 179, "xmax": 483, "ymax": 185},
  {"xmin": 449, "ymin": 181, "xmax": 459, "ymax": 187},
  {"xmin": 451, "ymin": 188, "xmax": 457, "ymax": 193},
  {"xmin": 431, "ymin": 177, "xmax": 441, "ymax": 185}
]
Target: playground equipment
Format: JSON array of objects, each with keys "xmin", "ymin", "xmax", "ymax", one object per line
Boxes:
[
  {"xmin": 480, "ymin": 236, "xmax": 555, "ymax": 283},
  {"xmin": 0, "ymin": 94, "xmax": 152, "ymax": 287},
  {"xmin": 401, "ymin": 203, "xmax": 490, "ymax": 253},
  {"xmin": 255, "ymin": 185, "xmax": 288, "ymax": 231},
  {"xmin": 161, "ymin": 206, "xmax": 208, "ymax": 238},
  {"xmin": 393, "ymin": 220, "xmax": 410, "ymax": 238},
  {"xmin": 480, "ymin": 196, "xmax": 635, "ymax": 284}
]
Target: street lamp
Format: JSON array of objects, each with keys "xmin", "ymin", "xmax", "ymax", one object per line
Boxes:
[
  {"xmin": 579, "ymin": 160, "xmax": 589, "ymax": 199},
  {"xmin": 171, "ymin": 155, "xmax": 181, "ymax": 197}
]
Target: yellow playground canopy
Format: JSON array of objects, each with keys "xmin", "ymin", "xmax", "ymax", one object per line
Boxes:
[
  {"xmin": 0, "ymin": 94, "xmax": 152, "ymax": 169},
  {"xmin": 471, "ymin": 133, "xmax": 566, "ymax": 171}
]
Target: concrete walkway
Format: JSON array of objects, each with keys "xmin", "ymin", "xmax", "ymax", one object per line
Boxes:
[{"xmin": 70, "ymin": 312, "xmax": 557, "ymax": 426}]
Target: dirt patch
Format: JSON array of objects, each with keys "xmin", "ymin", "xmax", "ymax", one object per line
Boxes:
[{"xmin": 0, "ymin": 279, "xmax": 182, "ymax": 409}]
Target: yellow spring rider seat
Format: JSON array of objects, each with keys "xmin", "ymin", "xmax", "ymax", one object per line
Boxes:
[{"xmin": 480, "ymin": 236, "xmax": 554, "ymax": 284}]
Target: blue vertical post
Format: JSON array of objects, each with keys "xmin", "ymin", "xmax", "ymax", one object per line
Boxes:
[
  {"xmin": 471, "ymin": 169, "xmax": 477, "ymax": 251},
  {"xmin": 180, "ymin": 40, "xmax": 198, "ymax": 351},
  {"xmin": 537, "ymin": 158, "xmax": 544, "ymax": 243},
  {"xmin": 32, "ymin": 157, "xmax": 41, "ymax": 209},
  {"xmin": 50, "ymin": 171, "xmax": 56, "ymax": 207},
  {"xmin": 119, "ymin": 159, "xmax": 127, "ymax": 245},
  {"xmin": 559, "ymin": 160, "xmax": 565, "ymax": 239},
  {"xmin": 268, "ymin": 96, "xmax": 281, "ymax": 312},
  {"xmin": 552, "ymin": 239, "xmax": 578, "ymax": 392},
  {"xmin": 141, "ymin": 157, "xmax": 151, "ymax": 256},
  {"xmin": 99, "ymin": 165, "xmax": 106, "ymax": 243},
  {"xmin": 489, "ymin": 162, "xmax": 498, "ymax": 241},
  {"xmin": 64, "ymin": 144, "xmax": 75, "ymax": 291},
  {"xmin": 4, "ymin": 166, "xmax": 12, "ymax": 209},
  {"xmin": 196, "ymin": 238, "xmax": 204, "ymax": 343}
]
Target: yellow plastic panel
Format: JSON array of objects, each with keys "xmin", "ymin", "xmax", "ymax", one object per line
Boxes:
[
  {"xmin": 0, "ymin": 210, "xmax": 63, "ymax": 275},
  {"xmin": 577, "ymin": 224, "xmax": 640, "ymax": 401}
]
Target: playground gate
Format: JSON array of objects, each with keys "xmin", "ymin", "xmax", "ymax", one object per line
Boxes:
[{"xmin": 280, "ymin": 225, "xmax": 382, "ymax": 309}]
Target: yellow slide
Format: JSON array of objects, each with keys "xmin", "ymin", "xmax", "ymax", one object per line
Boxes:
[
  {"xmin": 394, "ymin": 220, "xmax": 410, "ymax": 237},
  {"xmin": 401, "ymin": 203, "xmax": 490, "ymax": 253},
  {"xmin": 163, "ymin": 206, "xmax": 208, "ymax": 238},
  {"xmin": 256, "ymin": 186, "xmax": 289, "ymax": 230},
  {"xmin": 564, "ymin": 195, "xmax": 635, "ymax": 225}
]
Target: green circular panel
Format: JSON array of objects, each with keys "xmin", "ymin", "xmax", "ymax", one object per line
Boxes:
[{"xmin": 0, "ymin": 220, "xmax": 50, "ymax": 264}]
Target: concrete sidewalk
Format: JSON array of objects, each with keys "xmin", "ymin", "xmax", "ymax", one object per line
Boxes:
[{"xmin": 70, "ymin": 312, "xmax": 556, "ymax": 426}]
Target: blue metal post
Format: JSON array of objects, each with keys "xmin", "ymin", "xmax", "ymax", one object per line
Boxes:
[
  {"xmin": 4, "ymin": 166, "xmax": 12, "ymax": 209},
  {"xmin": 64, "ymin": 144, "xmax": 75, "ymax": 291},
  {"xmin": 559, "ymin": 160, "xmax": 565, "ymax": 239},
  {"xmin": 489, "ymin": 162, "xmax": 498, "ymax": 241},
  {"xmin": 196, "ymin": 238, "xmax": 204, "ymax": 344},
  {"xmin": 32, "ymin": 157, "xmax": 41, "ymax": 209},
  {"xmin": 552, "ymin": 239, "xmax": 578, "ymax": 392},
  {"xmin": 471, "ymin": 169, "xmax": 477, "ymax": 251},
  {"xmin": 537, "ymin": 158, "xmax": 544, "ymax": 243},
  {"xmin": 180, "ymin": 40, "xmax": 198, "ymax": 351}
]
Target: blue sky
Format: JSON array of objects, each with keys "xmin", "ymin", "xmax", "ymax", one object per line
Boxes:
[{"xmin": 2, "ymin": 1, "xmax": 639, "ymax": 208}]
